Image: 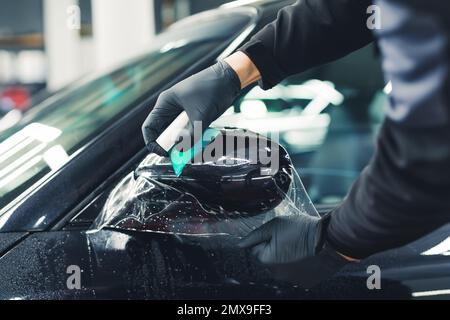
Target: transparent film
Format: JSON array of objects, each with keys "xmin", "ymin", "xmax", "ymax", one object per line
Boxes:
[{"xmin": 92, "ymin": 129, "xmax": 319, "ymax": 238}]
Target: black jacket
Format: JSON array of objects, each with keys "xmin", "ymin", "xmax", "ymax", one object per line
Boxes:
[
  {"xmin": 240, "ymin": 0, "xmax": 450, "ymax": 259},
  {"xmin": 240, "ymin": 0, "xmax": 373, "ymax": 90}
]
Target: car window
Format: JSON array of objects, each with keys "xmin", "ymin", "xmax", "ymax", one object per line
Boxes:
[
  {"xmin": 214, "ymin": 46, "xmax": 386, "ymax": 205},
  {"xmin": 0, "ymin": 41, "xmax": 219, "ymax": 209},
  {"xmin": 0, "ymin": 8, "xmax": 256, "ymax": 210}
]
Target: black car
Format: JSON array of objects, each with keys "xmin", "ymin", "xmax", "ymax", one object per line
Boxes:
[{"xmin": 1, "ymin": 0, "xmax": 450, "ymax": 299}]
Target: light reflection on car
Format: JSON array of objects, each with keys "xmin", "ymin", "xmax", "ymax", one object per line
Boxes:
[{"xmin": 214, "ymin": 78, "xmax": 387, "ymax": 204}]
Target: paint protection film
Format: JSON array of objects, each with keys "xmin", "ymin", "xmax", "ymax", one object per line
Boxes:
[{"xmin": 92, "ymin": 129, "xmax": 319, "ymax": 238}]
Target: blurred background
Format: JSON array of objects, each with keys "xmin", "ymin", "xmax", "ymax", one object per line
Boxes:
[{"xmin": 0, "ymin": 0, "xmax": 230, "ymax": 118}]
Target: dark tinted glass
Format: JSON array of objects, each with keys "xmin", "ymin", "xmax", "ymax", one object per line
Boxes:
[{"xmin": 0, "ymin": 6, "xmax": 255, "ymax": 211}]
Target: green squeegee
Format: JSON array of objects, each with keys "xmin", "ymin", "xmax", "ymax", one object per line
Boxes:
[
  {"xmin": 155, "ymin": 111, "xmax": 219, "ymax": 176},
  {"xmin": 169, "ymin": 127, "xmax": 219, "ymax": 176}
]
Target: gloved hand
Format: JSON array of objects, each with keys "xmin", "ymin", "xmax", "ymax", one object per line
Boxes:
[
  {"xmin": 239, "ymin": 214, "xmax": 324, "ymax": 264},
  {"xmin": 142, "ymin": 60, "xmax": 241, "ymax": 156},
  {"xmin": 239, "ymin": 214, "xmax": 350, "ymax": 287}
]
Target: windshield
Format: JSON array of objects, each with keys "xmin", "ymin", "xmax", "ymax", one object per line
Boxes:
[{"xmin": 0, "ymin": 41, "xmax": 219, "ymax": 209}]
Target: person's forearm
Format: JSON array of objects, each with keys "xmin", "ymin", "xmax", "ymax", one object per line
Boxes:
[
  {"xmin": 327, "ymin": 120, "xmax": 450, "ymax": 259},
  {"xmin": 238, "ymin": 0, "xmax": 373, "ymax": 90},
  {"xmin": 224, "ymin": 52, "xmax": 261, "ymax": 89}
]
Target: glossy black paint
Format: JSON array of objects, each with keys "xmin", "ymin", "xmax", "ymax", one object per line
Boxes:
[
  {"xmin": 0, "ymin": 232, "xmax": 27, "ymax": 255},
  {"xmin": 1, "ymin": 225, "xmax": 450, "ymax": 299}
]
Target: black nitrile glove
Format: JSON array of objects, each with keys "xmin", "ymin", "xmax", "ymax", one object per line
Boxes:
[
  {"xmin": 239, "ymin": 214, "xmax": 350, "ymax": 287},
  {"xmin": 142, "ymin": 60, "xmax": 241, "ymax": 156},
  {"xmin": 239, "ymin": 214, "xmax": 325, "ymax": 264}
]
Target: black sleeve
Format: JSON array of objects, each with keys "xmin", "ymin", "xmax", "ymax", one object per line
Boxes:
[
  {"xmin": 239, "ymin": 0, "xmax": 374, "ymax": 89},
  {"xmin": 327, "ymin": 120, "xmax": 450, "ymax": 259}
]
